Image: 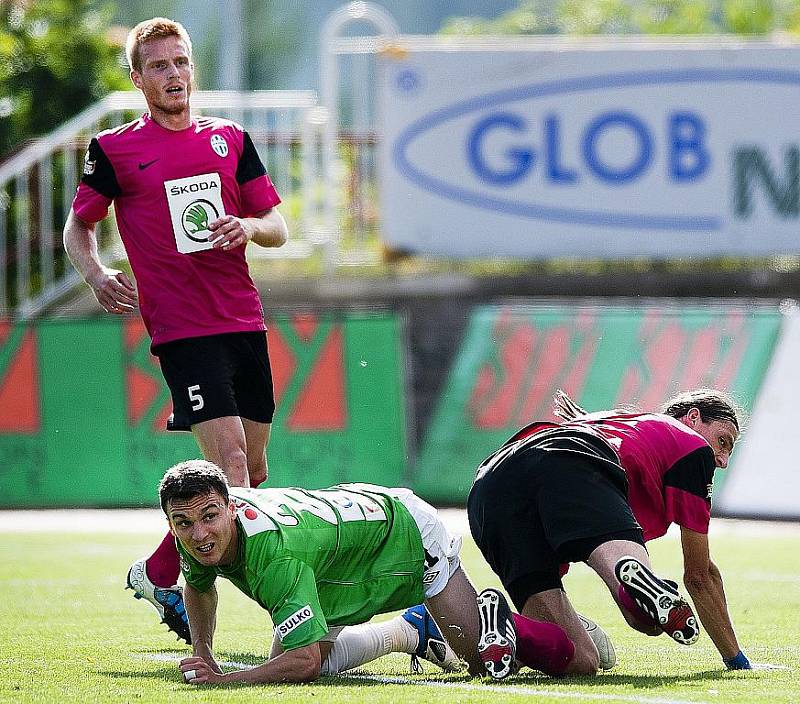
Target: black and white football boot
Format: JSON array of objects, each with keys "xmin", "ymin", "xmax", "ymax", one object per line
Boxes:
[
  {"xmin": 477, "ymin": 588, "xmax": 518, "ymax": 679},
  {"xmin": 615, "ymin": 556, "xmax": 699, "ymax": 645}
]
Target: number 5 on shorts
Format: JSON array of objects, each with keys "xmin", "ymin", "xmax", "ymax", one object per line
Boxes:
[{"xmin": 188, "ymin": 384, "xmax": 204, "ymax": 411}]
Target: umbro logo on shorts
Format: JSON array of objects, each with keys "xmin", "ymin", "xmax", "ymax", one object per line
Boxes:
[{"xmin": 423, "ymin": 570, "xmax": 440, "ymax": 585}]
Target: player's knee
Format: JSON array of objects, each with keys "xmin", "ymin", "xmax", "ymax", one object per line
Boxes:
[{"xmin": 218, "ymin": 446, "xmax": 249, "ymax": 486}]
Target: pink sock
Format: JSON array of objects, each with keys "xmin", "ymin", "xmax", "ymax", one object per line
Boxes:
[
  {"xmin": 144, "ymin": 532, "xmax": 181, "ymax": 588},
  {"xmin": 617, "ymin": 584, "xmax": 658, "ymax": 629},
  {"xmin": 512, "ymin": 613, "xmax": 575, "ymax": 676}
]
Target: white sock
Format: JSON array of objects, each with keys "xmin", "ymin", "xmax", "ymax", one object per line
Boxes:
[{"xmin": 320, "ymin": 616, "xmax": 418, "ymax": 675}]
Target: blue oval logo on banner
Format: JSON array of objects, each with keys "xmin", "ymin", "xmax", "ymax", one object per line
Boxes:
[{"xmin": 392, "ymin": 68, "xmax": 800, "ymax": 231}]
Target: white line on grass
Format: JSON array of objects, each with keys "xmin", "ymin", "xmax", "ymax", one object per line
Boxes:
[
  {"xmin": 139, "ymin": 653, "xmax": 708, "ymax": 704},
  {"xmin": 346, "ymin": 673, "xmax": 708, "ymax": 704}
]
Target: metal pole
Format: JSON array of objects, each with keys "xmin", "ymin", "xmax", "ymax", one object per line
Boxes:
[
  {"xmin": 319, "ymin": 2, "xmax": 399, "ymax": 276},
  {"xmin": 218, "ymin": 0, "xmax": 245, "ymax": 90}
]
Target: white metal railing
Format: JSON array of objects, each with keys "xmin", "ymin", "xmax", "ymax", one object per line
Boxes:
[
  {"xmin": 0, "ymin": 90, "xmax": 325, "ymax": 319},
  {"xmin": 320, "ymin": 1, "xmax": 399, "ymax": 269}
]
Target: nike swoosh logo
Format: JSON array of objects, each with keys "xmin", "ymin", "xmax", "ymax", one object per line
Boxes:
[{"xmin": 138, "ymin": 159, "xmax": 159, "ymax": 170}]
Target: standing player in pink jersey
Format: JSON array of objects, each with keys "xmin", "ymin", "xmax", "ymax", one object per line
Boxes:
[
  {"xmin": 468, "ymin": 388, "xmax": 752, "ymax": 675},
  {"xmin": 63, "ymin": 17, "xmax": 288, "ymax": 644}
]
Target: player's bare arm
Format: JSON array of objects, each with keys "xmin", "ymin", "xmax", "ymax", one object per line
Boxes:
[
  {"xmin": 180, "ymin": 640, "xmax": 323, "ymax": 685},
  {"xmin": 680, "ymin": 527, "xmax": 743, "ymax": 661},
  {"xmin": 63, "ymin": 209, "xmax": 138, "ymax": 314},
  {"xmin": 207, "ymin": 207, "xmax": 288, "ymax": 250},
  {"xmin": 182, "ymin": 583, "xmax": 221, "ymax": 672}
]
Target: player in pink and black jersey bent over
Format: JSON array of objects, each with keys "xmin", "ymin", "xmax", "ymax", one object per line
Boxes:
[
  {"xmin": 63, "ymin": 17, "xmax": 288, "ymax": 643},
  {"xmin": 468, "ymin": 387, "xmax": 751, "ymax": 674}
]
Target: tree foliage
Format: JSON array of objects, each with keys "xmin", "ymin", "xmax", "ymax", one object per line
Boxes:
[
  {"xmin": 0, "ymin": 0, "xmax": 128, "ymax": 159},
  {"xmin": 441, "ymin": 0, "xmax": 800, "ymax": 36}
]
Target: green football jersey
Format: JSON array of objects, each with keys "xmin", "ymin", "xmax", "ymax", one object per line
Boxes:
[{"xmin": 178, "ymin": 483, "xmax": 426, "ymax": 650}]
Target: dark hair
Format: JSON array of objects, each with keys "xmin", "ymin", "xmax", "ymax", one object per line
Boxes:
[
  {"xmin": 662, "ymin": 388, "xmax": 740, "ymax": 430},
  {"xmin": 159, "ymin": 459, "xmax": 229, "ymax": 513},
  {"xmin": 553, "ymin": 387, "xmax": 741, "ymax": 431}
]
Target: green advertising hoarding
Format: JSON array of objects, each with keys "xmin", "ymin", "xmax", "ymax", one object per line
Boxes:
[
  {"xmin": 414, "ymin": 304, "xmax": 781, "ymax": 504},
  {"xmin": 0, "ymin": 312, "xmax": 407, "ymax": 507}
]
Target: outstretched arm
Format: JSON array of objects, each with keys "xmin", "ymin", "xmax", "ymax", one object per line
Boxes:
[
  {"xmin": 181, "ymin": 579, "xmax": 324, "ymax": 685},
  {"xmin": 680, "ymin": 527, "xmax": 750, "ymax": 669},
  {"xmin": 63, "ymin": 209, "xmax": 137, "ymax": 314},
  {"xmin": 207, "ymin": 207, "xmax": 288, "ymax": 250},
  {"xmin": 180, "ymin": 641, "xmax": 322, "ymax": 685},
  {"xmin": 183, "ymin": 583, "xmax": 222, "ymax": 675}
]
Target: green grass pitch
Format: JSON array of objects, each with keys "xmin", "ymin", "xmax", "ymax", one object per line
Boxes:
[{"xmin": 1, "ymin": 514, "xmax": 797, "ymax": 704}]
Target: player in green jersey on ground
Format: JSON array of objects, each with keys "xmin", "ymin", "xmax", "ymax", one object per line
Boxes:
[{"xmin": 159, "ymin": 460, "xmax": 581, "ymax": 685}]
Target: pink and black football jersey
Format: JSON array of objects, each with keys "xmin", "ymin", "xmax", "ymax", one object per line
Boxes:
[
  {"xmin": 71, "ymin": 114, "xmax": 281, "ymax": 347},
  {"xmin": 512, "ymin": 413, "xmax": 716, "ymax": 540}
]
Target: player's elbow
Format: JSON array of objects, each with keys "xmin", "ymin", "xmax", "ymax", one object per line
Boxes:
[
  {"xmin": 295, "ymin": 662, "xmax": 321, "ymax": 683},
  {"xmin": 273, "ymin": 219, "xmax": 288, "ymax": 248},
  {"xmin": 268, "ymin": 208, "xmax": 288, "ymax": 247},
  {"xmin": 286, "ymin": 648, "xmax": 321, "ymax": 682}
]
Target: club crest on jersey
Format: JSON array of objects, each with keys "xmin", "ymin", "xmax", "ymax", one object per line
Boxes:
[
  {"xmin": 276, "ymin": 605, "xmax": 314, "ymax": 641},
  {"xmin": 210, "ymin": 134, "xmax": 229, "ymax": 157},
  {"xmin": 83, "ymin": 150, "xmax": 95, "ymax": 175}
]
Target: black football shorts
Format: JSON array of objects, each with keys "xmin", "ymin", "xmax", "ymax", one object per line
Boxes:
[
  {"xmin": 154, "ymin": 331, "xmax": 275, "ymax": 431},
  {"xmin": 468, "ymin": 437, "xmax": 644, "ymax": 610}
]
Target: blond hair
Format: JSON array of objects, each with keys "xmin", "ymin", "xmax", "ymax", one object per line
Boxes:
[{"xmin": 126, "ymin": 17, "xmax": 192, "ymax": 73}]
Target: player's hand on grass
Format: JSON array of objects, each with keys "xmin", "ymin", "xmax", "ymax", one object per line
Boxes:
[
  {"xmin": 207, "ymin": 214, "xmax": 253, "ymax": 250},
  {"xmin": 180, "ymin": 655, "xmax": 224, "ymax": 684},
  {"xmin": 724, "ymin": 651, "xmax": 752, "ymax": 670},
  {"xmin": 87, "ymin": 266, "xmax": 137, "ymax": 314}
]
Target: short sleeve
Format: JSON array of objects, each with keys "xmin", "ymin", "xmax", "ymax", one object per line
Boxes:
[
  {"xmin": 663, "ymin": 446, "xmax": 716, "ymax": 533},
  {"xmin": 71, "ymin": 138, "xmax": 120, "ymax": 223},
  {"xmin": 236, "ymin": 131, "xmax": 281, "ymax": 215},
  {"xmin": 255, "ymin": 557, "xmax": 328, "ymax": 650}
]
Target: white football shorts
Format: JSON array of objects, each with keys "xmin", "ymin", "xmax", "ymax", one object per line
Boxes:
[{"xmin": 389, "ymin": 487, "xmax": 463, "ymax": 599}]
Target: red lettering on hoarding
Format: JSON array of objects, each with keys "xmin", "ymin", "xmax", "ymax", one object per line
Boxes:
[
  {"xmin": 127, "ymin": 365, "xmax": 161, "ymax": 426},
  {"xmin": 266, "ymin": 326, "xmax": 296, "ymax": 404},
  {"xmin": 124, "ymin": 319, "xmax": 171, "ymax": 431},
  {"xmin": 617, "ymin": 312, "xmax": 751, "ymax": 409},
  {"xmin": 0, "ymin": 321, "xmax": 40, "ymax": 432},
  {"xmin": 469, "ymin": 313, "xmax": 535, "ymax": 428},
  {"xmin": 468, "ymin": 309, "xmax": 600, "ymax": 429},
  {"xmin": 676, "ymin": 328, "xmax": 717, "ymax": 391},
  {"xmin": 288, "ymin": 327, "xmax": 346, "ymax": 430},
  {"xmin": 518, "ymin": 326, "xmax": 569, "ymax": 420},
  {"xmin": 124, "ymin": 317, "xmax": 147, "ymax": 350},
  {"xmin": 556, "ymin": 312, "xmax": 598, "ymax": 414},
  {"xmin": 291, "ymin": 314, "xmax": 318, "ymax": 342},
  {"xmin": 632, "ymin": 321, "xmax": 686, "ymax": 410}
]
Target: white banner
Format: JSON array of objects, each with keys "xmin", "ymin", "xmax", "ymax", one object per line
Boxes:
[
  {"xmin": 379, "ymin": 42, "xmax": 800, "ymax": 258},
  {"xmin": 716, "ymin": 308, "xmax": 800, "ymax": 519}
]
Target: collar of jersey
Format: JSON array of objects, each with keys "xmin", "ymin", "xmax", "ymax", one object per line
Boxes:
[{"xmin": 142, "ymin": 111, "xmax": 197, "ymax": 134}]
